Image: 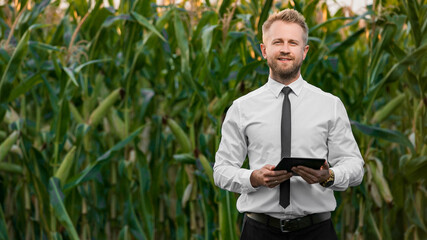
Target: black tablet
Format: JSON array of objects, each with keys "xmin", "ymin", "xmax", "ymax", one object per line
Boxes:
[{"xmin": 274, "ymin": 157, "xmax": 325, "ymax": 175}]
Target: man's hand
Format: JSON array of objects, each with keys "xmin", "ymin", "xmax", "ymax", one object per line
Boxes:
[
  {"xmin": 291, "ymin": 161, "xmax": 330, "ymax": 184},
  {"xmin": 250, "ymin": 164, "xmax": 292, "ymax": 188}
]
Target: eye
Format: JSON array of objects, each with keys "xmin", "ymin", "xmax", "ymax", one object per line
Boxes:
[{"xmin": 272, "ymin": 40, "xmax": 282, "ymax": 45}]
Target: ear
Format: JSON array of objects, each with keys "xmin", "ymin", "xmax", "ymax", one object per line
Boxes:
[
  {"xmin": 302, "ymin": 44, "xmax": 309, "ymax": 60},
  {"xmin": 260, "ymin": 43, "xmax": 267, "ymax": 59}
]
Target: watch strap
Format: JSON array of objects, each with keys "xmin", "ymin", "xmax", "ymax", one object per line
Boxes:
[{"xmin": 320, "ymin": 169, "xmax": 334, "ymax": 187}]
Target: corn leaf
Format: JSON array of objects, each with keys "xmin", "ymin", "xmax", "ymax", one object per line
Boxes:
[
  {"xmin": 173, "ymin": 8, "xmax": 190, "ymax": 70},
  {"xmin": 48, "ymin": 178, "xmax": 79, "ymax": 240},
  {"xmin": 218, "ymin": 190, "xmax": 238, "ymax": 240},
  {"xmin": 405, "ymin": 0, "xmax": 422, "ymax": 46},
  {"xmin": 401, "ymin": 156, "xmax": 427, "ymax": 182},
  {"xmin": 136, "ymin": 149, "xmax": 154, "ymax": 240},
  {"xmin": 351, "ymin": 120, "xmax": 415, "ymax": 154},
  {"xmin": 0, "ymin": 203, "xmax": 8, "ymax": 240},
  {"xmin": 7, "ymin": 73, "xmax": 43, "ymax": 102},
  {"xmin": 124, "ymin": 199, "xmax": 147, "ymax": 239},
  {"xmin": 74, "ymin": 59, "xmax": 112, "ymax": 73},
  {"xmin": 0, "ymin": 30, "xmax": 30, "ymax": 103},
  {"xmin": 63, "ymin": 67, "xmax": 79, "ymax": 87},
  {"xmin": 28, "ymin": 41, "xmax": 61, "ymax": 52},
  {"xmin": 131, "ymin": 11, "xmax": 166, "ymax": 42},
  {"xmin": 64, "ymin": 126, "xmax": 143, "ymax": 190},
  {"xmin": 257, "ymin": 0, "xmax": 273, "ymax": 39},
  {"xmin": 102, "ymin": 14, "xmax": 132, "ymax": 28},
  {"xmin": 328, "ymin": 28, "xmax": 365, "ymax": 54}
]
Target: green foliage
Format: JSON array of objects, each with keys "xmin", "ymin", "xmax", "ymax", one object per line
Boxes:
[{"xmin": 0, "ymin": 0, "xmax": 426, "ymax": 239}]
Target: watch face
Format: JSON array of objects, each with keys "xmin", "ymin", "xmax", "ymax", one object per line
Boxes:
[{"xmin": 324, "ymin": 180, "xmax": 334, "ymax": 187}]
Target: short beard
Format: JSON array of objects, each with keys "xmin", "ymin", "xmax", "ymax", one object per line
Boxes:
[{"xmin": 267, "ymin": 57, "xmax": 302, "ymax": 83}]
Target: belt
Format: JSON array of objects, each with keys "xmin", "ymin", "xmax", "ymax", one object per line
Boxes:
[{"xmin": 246, "ymin": 212, "xmax": 331, "ymax": 232}]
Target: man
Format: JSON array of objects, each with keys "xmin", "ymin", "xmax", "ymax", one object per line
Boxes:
[{"xmin": 213, "ymin": 9, "xmax": 364, "ymax": 239}]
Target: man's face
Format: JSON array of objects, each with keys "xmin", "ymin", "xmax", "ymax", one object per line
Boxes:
[{"xmin": 261, "ymin": 21, "xmax": 309, "ymax": 83}]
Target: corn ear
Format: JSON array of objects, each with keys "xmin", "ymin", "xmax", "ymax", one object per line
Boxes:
[
  {"xmin": 372, "ymin": 92, "xmax": 405, "ymax": 123},
  {"xmin": 421, "ymin": 144, "xmax": 427, "ymax": 157},
  {"xmin": 368, "ymin": 159, "xmax": 393, "ymax": 204},
  {"xmin": 118, "ymin": 226, "xmax": 131, "ymax": 240},
  {"xmin": 199, "ymin": 154, "xmax": 215, "ymax": 187},
  {"xmin": 182, "ymin": 183, "xmax": 192, "ymax": 208},
  {"xmin": 0, "ymin": 162, "xmax": 23, "ymax": 174},
  {"xmin": 207, "ymin": 97, "xmax": 218, "ymax": 113},
  {"xmin": 166, "ymin": 118, "xmax": 192, "ymax": 153},
  {"xmin": 366, "ymin": 160, "xmax": 382, "ymax": 207},
  {"xmin": 414, "ymin": 99, "xmax": 424, "ymax": 150},
  {"xmin": 208, "ymin": 91, "xmax": 234, "ymax": 116},
  {"xmin": 369, "ymin": 181, "xmax": 383, "ymax": 208},
  {"xmin": 107, "ymin": 108, "xmax": 126, "ymax": 139},
  {"xmin": 414, "ymin": 98, "xmax": 424, "ymax": 125},
  {"xmin": 0, "ymin": 131, "xmax": 19, "ymax": 162},
  {"xmin": 88, "ymin": 88, "xmax": 125, "ymax": 127},
  {"xmin": 171, "ymin": 100, "xmax": 190, "ymax": 117},
  {"xmin": 69, "ymin": 102, "xmax": 84, "ymax": 124},
  {"xmin": 403, "ymin": 225, "xmax": 417, "ymax": 240},
  {"xmin": 3, "ymin": 108, "xmax": 19, "ymax": 125},
  {"xmin": 54, "ymin": 146, "xmax": 76, "ymax": 185}
]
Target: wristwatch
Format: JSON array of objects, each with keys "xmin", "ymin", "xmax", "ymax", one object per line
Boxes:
[{"xmin": 320, "ymin": 169, "xmax": 335, "ymax": 187}]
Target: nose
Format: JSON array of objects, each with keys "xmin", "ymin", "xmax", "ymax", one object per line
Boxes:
[{"xmin": 280, "ymin": 43, "xmax": 290, "ymax": 53}]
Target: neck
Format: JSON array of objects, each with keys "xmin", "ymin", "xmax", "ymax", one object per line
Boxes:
[{"xmin": 270, "ymin": 73, "xmax": 300, "ymax": 86}]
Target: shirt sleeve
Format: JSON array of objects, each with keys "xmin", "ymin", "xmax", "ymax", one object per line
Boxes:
[
  {"xmin": 327, "ymin": 97, "xmax": 365, "ymax": 191},
  {"xmin": 213, "ymin": 101, "xmax": 258, "ymax": 194}
]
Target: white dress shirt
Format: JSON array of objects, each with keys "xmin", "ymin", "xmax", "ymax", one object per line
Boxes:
[{"xmin": 213, "ymin": 76, "xmax": 364, "ymax": 219}]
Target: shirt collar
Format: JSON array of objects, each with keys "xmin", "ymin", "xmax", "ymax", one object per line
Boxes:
[{"xmin": 267, "ymin": 75, "xmax": 304, "ymax": 98}]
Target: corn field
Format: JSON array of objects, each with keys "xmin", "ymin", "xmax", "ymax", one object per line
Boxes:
[{"xmin": 0, "ymin": 0, "xmax": 426, "ymax": 239}]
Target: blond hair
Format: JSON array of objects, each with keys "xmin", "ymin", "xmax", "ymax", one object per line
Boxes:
[{"xmin": 262, "ymin": 9, "xmax": 309, "ymax": 45}]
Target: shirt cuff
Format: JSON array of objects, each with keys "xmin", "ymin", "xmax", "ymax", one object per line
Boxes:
[
  {"xmin": 241, "ymin": 169, "xmax": 258, "ymax": 193},
  {"xmin": 329, "ymin": 167, "xmax": 342, "ymax": 190}
]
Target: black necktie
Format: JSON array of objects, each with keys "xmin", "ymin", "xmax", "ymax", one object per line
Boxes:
[{"xmin": 280, "ymin": 87, "xmax": 292, "ymax": 208}]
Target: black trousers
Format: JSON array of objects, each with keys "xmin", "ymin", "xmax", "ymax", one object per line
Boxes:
[{"xmin": 240, "ymin": 214, "xmax": 338, "ymax": 240}]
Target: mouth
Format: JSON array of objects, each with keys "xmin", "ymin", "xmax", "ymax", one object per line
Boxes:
[{"xmin": 277, "ymin": 55, "xmax": 294, "ymax": 62}]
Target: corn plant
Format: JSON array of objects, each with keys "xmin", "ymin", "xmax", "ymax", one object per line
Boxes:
[{"xmin": 0, "ymin": 0, "xmax": 425, "ymax": 239}]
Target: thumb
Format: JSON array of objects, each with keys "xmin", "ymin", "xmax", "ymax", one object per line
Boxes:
[
  {"xmin": 320, "ymin": 161, "xmax": 329, "ymax": 170},
  {"xmin": 264, "ymin": 164, "xmax": 276, "ymax": 171}
]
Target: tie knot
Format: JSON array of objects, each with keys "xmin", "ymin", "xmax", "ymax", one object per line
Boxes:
[{"xmin": 282, "ymin": 87, "xmax": 292, "ymax": 96}]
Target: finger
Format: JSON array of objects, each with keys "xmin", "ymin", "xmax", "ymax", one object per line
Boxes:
[
  {"xmin": 268, "ymin": 180, "xmax": 280, "ymax": 188},
  {"xmin": 298, "ymin": 167, "xmax": 330, "ymax": 183},
  {"xmin": 274, "ymin": 173, "xmax": 292, "ymax": 184},
  {"xmin": 280, "ymin": 172, "xmax": 293, "ymax": 181},
  {"xmin": 263, "ymin": 169, "xmax": 287, "ymax": 178},
  {"xmin": 294, "ymin": 168, "xmax": 317, "ymax": 184},
  {"xmin": 291, "ymin": 167, "xmax": 305, "ymax": 176},
  {"xmin": 295, "ymin": 167, "xmax": 322, "ymax": 182},
  {"xmin": 296, "ymin": 166, "xmax": 318, "ymax": 175},
  {"xmin": 297, "ymin": 169, "xmax": 316, "ymax": 183},
  {"xmin": 265, "ymin": 176, "xmax": 281, "ymax": 185},
  {"xmin": 273, "ymin": 175, "xmax": 290, "ymax": 187},
  {"xmin": 300, "ymin": 175, "xmax": 316, "ymax": 184},
  {"xmin": 269, "ymin": 170, "xmax": 288, "ymax": 176}
]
